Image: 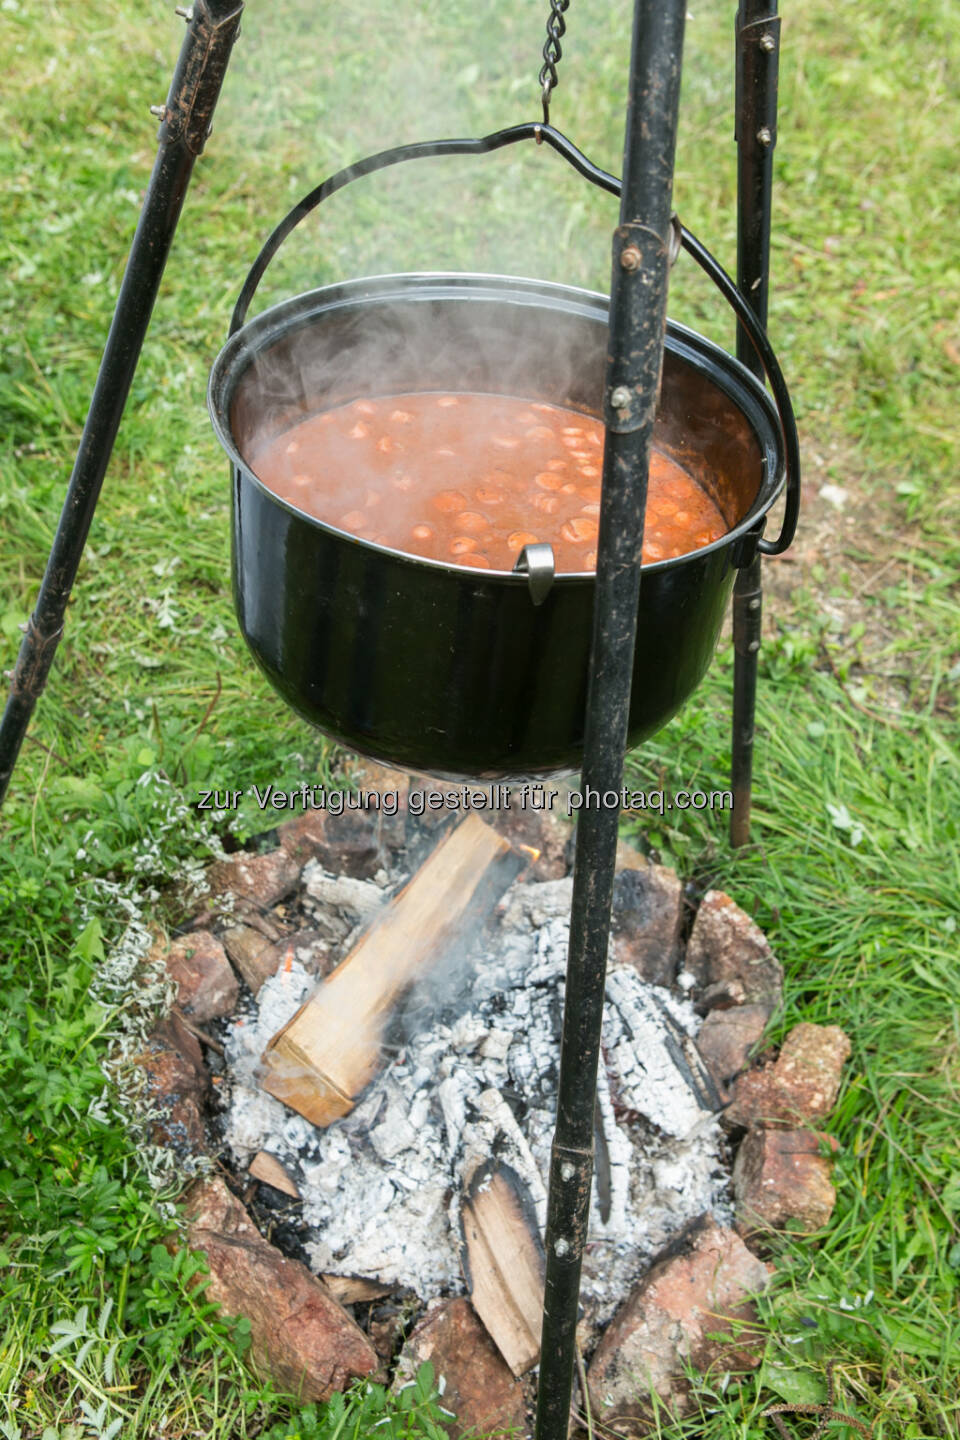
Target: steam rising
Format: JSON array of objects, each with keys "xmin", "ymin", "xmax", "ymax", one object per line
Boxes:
[
  {"xmin": 208, "ymin": 6, "xmax": 760, "ymax": 565},
  {"xmin": 214, "ymin": 2, "xmax": 628, "ymax": 307},
  {"xmin": 229, "ymin": 280, "xmax": 610, "ymax": 519}
]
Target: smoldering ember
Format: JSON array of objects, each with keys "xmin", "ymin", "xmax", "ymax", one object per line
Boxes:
[{"xmin": 136, "ymin": 783, "xmax": 851, "ymax": 1425}]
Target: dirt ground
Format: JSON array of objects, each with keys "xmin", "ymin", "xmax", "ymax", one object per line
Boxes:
[{"xmin": 748, "ymin": 440, "xmax": 945, "ymax": 717}]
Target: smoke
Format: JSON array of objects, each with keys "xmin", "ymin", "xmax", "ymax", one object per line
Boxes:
[
  {"xmin": 208, "ymin": 3, "xmax": 764, "ymax": 557},
  {"xmin": 227, "ymin": 276, "xmax": 608, "ymax": 461},
  {"xmin": 212, "ymin": 0, "xmax": 629, "ymax": 310}
]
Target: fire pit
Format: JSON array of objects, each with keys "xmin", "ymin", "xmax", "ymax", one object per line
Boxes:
[
  {"xmin": 131, "ymin": 785, "xmax": 850, "ymax": 1429},
  {"xmin": 219, "ymin": 840, "xmax": 728, "ymax": 1340}
]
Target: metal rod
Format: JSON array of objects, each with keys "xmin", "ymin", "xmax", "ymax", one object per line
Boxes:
[
  {"xmin": 0, "ymin": 0, "xmax": 243, "ymax": 808},
  {"xmin": 730, "ymin": 0, "xmax": 780, "ymax": 848},
  {"xmin": 735, "ymin": 0, "xmax": 779, "ymax": 357},
  {"xmin": 534, "ymin": 3, "xmax": 687, "ymax": 1435}
]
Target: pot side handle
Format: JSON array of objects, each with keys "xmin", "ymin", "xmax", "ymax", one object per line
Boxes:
[{"xmin": 513, "ymin": 543, "xmax": 556, "ymax": 607}]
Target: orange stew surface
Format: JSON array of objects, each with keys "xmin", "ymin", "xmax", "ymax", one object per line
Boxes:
[{"xmin": 251, "ymin": 392, "xmax": 726, "ymax": 572}]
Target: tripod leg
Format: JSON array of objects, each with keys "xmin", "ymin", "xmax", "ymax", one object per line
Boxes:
[
  {"xmin": 731, "ymin": 552, "xmax": 763, "ymax": 846},
  {"xmin": 533, "ymin": 3, "xmax": 687, "ymax": 1436},
  {"xmin": 730, "ymin": 0, "xmax": 780, "ymax": 846},
  {"xmin": 0, "ymin": 0, "xmax": 243, "ymax": 808}
]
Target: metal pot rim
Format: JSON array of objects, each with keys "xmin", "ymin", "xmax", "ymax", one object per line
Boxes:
[{"xmin": 208, "ymin": 270, "xmax": 786, "ymax": 580}]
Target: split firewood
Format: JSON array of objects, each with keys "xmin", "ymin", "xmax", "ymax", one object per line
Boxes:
[
  {"xmin": 321, "ymin": 1274, "xmax": 396, "ymax": 1305},
  {"xmin": 260, "ymin": 814, "xmax": 525, "ymax": 1126},
  {"xmin": 459, "ymin": 1160, "xmax": 545, "ymax": 1377},
  {"xmin": 249, "ymin": 1150, "xmax": 300, "ymax": 1199}
]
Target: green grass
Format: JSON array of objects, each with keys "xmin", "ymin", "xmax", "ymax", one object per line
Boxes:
[{"xmin": 1, "ymin": 0, "xmax": 958, "ymax": 1435}]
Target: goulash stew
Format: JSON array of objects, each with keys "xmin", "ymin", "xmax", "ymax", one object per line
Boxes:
[{"xmin": 252, "ymin": 392, "xmax": 726, "ymax": 572}]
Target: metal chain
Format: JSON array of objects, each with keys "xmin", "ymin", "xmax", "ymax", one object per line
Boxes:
[{"xmin": 538, "ymin": 0, "xmax": 571, "ymax": 125}]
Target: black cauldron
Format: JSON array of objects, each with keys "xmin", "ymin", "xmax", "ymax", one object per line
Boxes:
[{"xmin": 207, "ymin": 272, "xmax": 785, "ymax": 779}]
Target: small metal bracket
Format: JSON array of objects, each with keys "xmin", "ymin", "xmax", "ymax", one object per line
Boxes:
[
  {"xmin": 603, "ymin": 221, "xmax": 672, "ymax": 434},
  {"xmin": 513, "ymin": 542, "xmax": 556, "ymax": 605},
  {"xmin": 732, "ymin": 556, "xmax": 764, "ymax": 656},
  {"xmin": 156, "ymin": 0, "xmax": 243, "ymax": 157},
  {"xmin": 735, "ymin": 13, "xmax": 781, "ymax": 146},
  {"xmin": 546, "ymin": 1141, "xmax": 594, "ymax": 1260},
  {"xmin": 731, "ymin": 519, "xmax": 765, "ymax": 570}
]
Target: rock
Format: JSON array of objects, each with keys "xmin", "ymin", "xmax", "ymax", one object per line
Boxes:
[
  {"xmin": 685, "ymin": 891, "xmax": 783, "ymax": 1017},
  {"xmin": 587, "ymin": 1216, "xmax": 771, "ymax": 1432},
  {"xmin": 222, "ymin": 924, "xmax": 283, "ymax": 996},
  {"xmin": 693, "ymin": 977, "xmax": 748, "ymax": 1015},
  {"xmin": 733, "ymin": 1128, "xmax": 839, "ymax": 1235},
  {"xmin": 165, "ymin": 930, "xmax": 239, "ymax": 1021},
  {"xmin": 138, "ymin": 1019, "xmax": 208, "ymax": 1154},
  {"xmin": 486, "ymin": 803, "xmax": 573, "ymax": 882},
  {"xmin": 725, "ymin": 1022, "xmax": 852, "ymax": 1129},
  {"xmin": 610, "ymin": 863, "xmax": 684, "ymax": 987},
  {"xmin": 616, "ymin": 837, "xmax": 649, "ymax": 872},
  {"xmin": 394, "ymin": 1298, "xmax": 528, "ymax": 1438},
  {"xmin": 695, "ymin": 1004, "xmax": 768, "ymax": 1099},
  {"xmin": 155, "ymin": 1011, "xmax": 207, "ymax": 1073},
  {"xmin": 277, "ymin": 810, "xmax": 330, "ymax": 863},
  {"xmin": 279, "ymin": 807, "xmax": 383, "ymax": 878},
  {"xmin": 185, "ymin": 1177, "xmax": 379, "ymax": 1401},
  {"xmin": 206, "ymin": 848, "xmax": 301, "ymax": 913}
]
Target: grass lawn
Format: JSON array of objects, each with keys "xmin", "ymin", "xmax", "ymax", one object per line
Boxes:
[{"xmin": 1, "ymin": 0, "xmax": 958, "ymax": 1436}]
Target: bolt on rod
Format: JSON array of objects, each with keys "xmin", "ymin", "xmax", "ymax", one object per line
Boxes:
[{"xmin": 730, "ymin": 0, "xmax": 780, "ymax": 847}]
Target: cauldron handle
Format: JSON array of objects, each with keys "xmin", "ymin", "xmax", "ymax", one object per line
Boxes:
[
  {"xmin": 677, "ymin": 226, "xmax": 800, "ymax": 557},
  {"xmin": 228, "ymin": 122, "xmax": 799, "ymax": 557}
]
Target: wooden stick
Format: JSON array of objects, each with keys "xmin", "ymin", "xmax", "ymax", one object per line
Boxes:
[
  {"xmin": 460, "ymin": 1160, "xmax": 546, "ymax": 1377},
  {"xmin": 259, "ymin": 813, "xmax": 522, "ymax": 1127},
  {"xmin": 321, "ymin": 1274, "xmax": 396, "ymax": 1305},
  {"xmin": 249, "ymin": 1150, "xmax": 300, "ymax": 1198}
]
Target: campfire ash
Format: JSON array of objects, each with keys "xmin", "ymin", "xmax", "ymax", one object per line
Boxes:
[{"xmin": 220, "ymin": 840, "xmax": 732, "ymax": 1334}]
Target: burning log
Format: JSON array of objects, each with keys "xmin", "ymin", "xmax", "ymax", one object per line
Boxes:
[
  {"xmin": 603, "ymin": 970, "xmax": 720, "ymax": 1137},
  {"xmin": 259, "ymin": 814, "xmax": 524, "ymax": 1127},
  {"xmin": 460, "ymin": 1160, "xmax": 545, "ymax": 1377}
]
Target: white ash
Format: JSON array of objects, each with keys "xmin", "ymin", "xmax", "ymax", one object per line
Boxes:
[
  {"xmin": 302, "ymin": 862, "xmax": 392, "ymax": 944},
  {"xmin": 221, "ymin": 874, "xmax": 732, "ymax": 1326},
  {"xmin": 223, "ymin": 958, "xmax": 313, "ymax": 1158},
  {"xmin": 602, "ymin": 969, "xmax": 709, "ymax": 1138}
]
